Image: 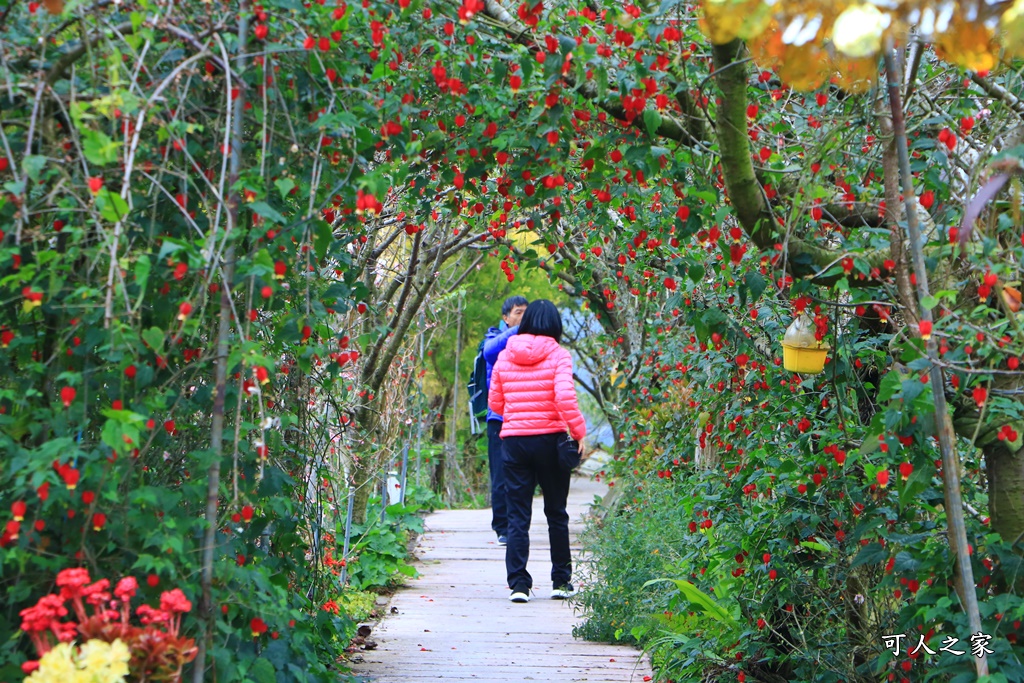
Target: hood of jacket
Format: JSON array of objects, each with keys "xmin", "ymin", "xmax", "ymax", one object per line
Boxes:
[{"xmin": 503, "ymin": 334, "xmax": 560, "ymax": 366}]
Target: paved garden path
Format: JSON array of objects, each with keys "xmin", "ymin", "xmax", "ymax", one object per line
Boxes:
[{"xmin": 348, "ymin": 461, "xmax": 652, "ymax": 683}]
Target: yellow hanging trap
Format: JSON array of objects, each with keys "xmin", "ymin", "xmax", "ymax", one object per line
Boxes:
[{"xmin": 781, "ymin": 313, "xmax": 830, "ymax": 375}]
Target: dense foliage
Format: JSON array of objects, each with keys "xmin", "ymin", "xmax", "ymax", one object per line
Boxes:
[{"xmin": 2, "ymin": 0, "xmax": 1024, "ymax": 681}]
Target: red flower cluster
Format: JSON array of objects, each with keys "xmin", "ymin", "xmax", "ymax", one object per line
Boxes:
[{"xmin": 18, "ymin": 568, "xmax": 197, "ymax": 680}]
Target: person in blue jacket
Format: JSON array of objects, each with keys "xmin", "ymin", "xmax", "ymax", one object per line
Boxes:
[{"xmin": 483, "ymin": 295, "xmax": 528, "ymax": 545}]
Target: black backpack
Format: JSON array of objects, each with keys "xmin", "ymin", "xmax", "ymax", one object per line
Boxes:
[{"xmin": 467, "ymin": 339, "xmax": 488, "ymax": 433}]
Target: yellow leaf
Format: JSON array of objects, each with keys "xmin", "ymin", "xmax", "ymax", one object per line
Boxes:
[
  {"xmin": 830, "ymin": 55, "xmax": 878, "ymax": 94},
  {"xmin": 748, "ymin": 22, "xmax": 784, "ymax": 70},
  {"xmin": 935, "ymin": 18, "xmax": 998, "ymax": 72},
  {"xmin": 1001, "ymin": 0, "xmax": 1024, "ymax": 55},
  {"xmin": 700, "ymin": 0, "xmax": 763, "ymax": 44},
  {"xmin": 777, "ymin": 43, "xmax": 829, "ymax": 91}
]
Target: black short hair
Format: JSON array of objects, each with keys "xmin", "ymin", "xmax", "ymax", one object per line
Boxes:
[
  {"xmin": 502, "ymin": 296, "xmax": 529, "ymax": 317},
  {"xmin": 517, "ymin": 299, "xmax": 563, "ymax": 343}
]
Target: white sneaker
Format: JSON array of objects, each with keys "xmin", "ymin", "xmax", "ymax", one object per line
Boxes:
[
  {"xmin": 551, "ymin": 585, "xmax": 576, "ymax": 599},
  {"xmin": 509, "ymin": 590, "xmax": 530, "ymax": 603}
]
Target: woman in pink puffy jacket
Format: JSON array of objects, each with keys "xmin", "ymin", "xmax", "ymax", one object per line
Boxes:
[{"xmin": 488, "ymin": 299, "xmax": 586, "ymax": 603}]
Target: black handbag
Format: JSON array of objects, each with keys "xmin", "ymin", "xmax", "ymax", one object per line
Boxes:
[{"xmin": 556, "ymin": 433, "xmax": 581, "ymax": 472}]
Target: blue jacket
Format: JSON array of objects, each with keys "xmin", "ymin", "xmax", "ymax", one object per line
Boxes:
[{"xmin": 483, "ymin": 322, "xmax": 518, "ymax": 422}]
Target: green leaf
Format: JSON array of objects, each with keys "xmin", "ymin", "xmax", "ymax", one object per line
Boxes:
[
  {"xmin": 314, "ymin": 220, "xmax": 333, "ymax": 262},
  {"xmin": 22, "ymin": 155, "xmax": 47, "ymax": 182},
  {"xmin": 878, "ymin": 370, "xmax": 902, "ymax": 402},
  {"xmin": 142, "ymin": 327, "xmax": 165, "ymax": 354},
  {"xmin": 643, "ymin": 578, "xmax": 739, "ymax": 628},
  {"xmin": 893, "ymin": 551, "xmax": 919, "ymax": 574},
  {"xmin": 920, "ymin": 294, "xmax": 938, "ymax": 310},
  {"xmin": 643, "ymin": 109, "xmax": 661, "ymax": 136},
  {"xmin": 82, "ymin": 129, "xmax": 123, "ymax": 166},
  {"xmin": 275, "ymin": 177, "xmax": 296, "ymax": 201},
  {"xmin": 248, "ymin": 658, "xmax": 277, "ymax": 683},
  {"xmin": 370, "ymin": 60, "xmax": 389, "ymax": 80},
  {"xmin": 134, "ymin": 254, "xmax": 151, "ymax": 296},
  {"xmin": 799, "ymin": 539, "xmax": 832, "ymax": 553},
  {"xmin": 96, "ymin": 189, "xmax": 130, "ymax": 223},
  {"xmin": 850, "ymin": 542, "xmax": 888, "ymax": 569},
  {"xmin": 744, "ymin": 271, "xmax": 766, "ymax": 302},
  {"xmin": 251, "ymin": 201, "xmax": 287, "ymax": 225},
  {"xmin": 520, "ymin": 53, "xmax": 533, "ymax": 84}
]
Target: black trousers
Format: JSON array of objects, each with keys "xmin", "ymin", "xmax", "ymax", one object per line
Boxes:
[
  {"xmin": 503, "ymin": 432, "xmax": 572, "ymax": 592},
  {"xmin": 487, "ymin": 420, "xmax": 507, "ymax": 536}
]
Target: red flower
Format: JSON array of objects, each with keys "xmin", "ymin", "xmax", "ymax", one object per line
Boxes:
[
  {"xmin": 164, "ymin": 419, "xmax": 176, "ymax": 435},
  {"xmin": 60, "ymin": 386, "xmax": 76, "ymax": 408},
  {"xmin": 997, "ymin": 424, "xmax": 1019, "ymax": 442},
  {"xmin": 241, "ymin": 505, "xmax": 254, "ymax": 522},
  {"xmin": 60, "ymin": 465, "xmax": 80, "ymax": 490},
  {"xmin": 160, "ymin": 588, "xmax": 193, "ymax": 614},
  {"xmin": 91, "ymin": 513, "xmax": 107, "ymax": 531},
  {"xmin": 255, "ymin": 366, "xmax": 270, "ymax": 385},
  {"xmin": 178, "ymin": 301, "xmax": 193, "ymax": 321},
  {"xmin": 57, "ymin": 568, "xmax": 92, "ymax": 598},
  {"xmin": 125, "ymin": 364, "xmax": 137, "ymax": 379},
  {"xmin": 88, "ymin": 177, "xmax": 104, "ymax": 194},
  {"xmin": 899, "ymin": 462, "xmax": 913, "ymax": 480},
  {"xmin": 147, "ymin": 573, "xmax": 160, "ymax": 588},
  {"xmin": 918, "ymin": 320, "xmax": 932, "ymax": 340},
  {"xmin": 973, "ymin": 386, "xmax": 987, "ymax": 408},
  {"xmin": 876, "ymin": 470, "xmax": 890, "ymax": 488},
  {"xmin": 115, "ymin": 576, "xmax": 138, "ymax": 601},
  {"xmin": 251, "ymin": 617, "xmax": 269, "ymax": 637},
  {"xmin": 11, "ymin": 500, "xmax": 26, "ymax": 521},
  {"xmin": 136, "ymin": 603, "xmax": 171, "ymax": 625},
  {"xmin": 274, "ymin": 261, "xmax": 287, "ymax": 279}
]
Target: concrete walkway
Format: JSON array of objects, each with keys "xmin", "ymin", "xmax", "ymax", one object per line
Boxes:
[{"xmin": 348, "ymin": 466, "xmax": 651, "ymax": 683}]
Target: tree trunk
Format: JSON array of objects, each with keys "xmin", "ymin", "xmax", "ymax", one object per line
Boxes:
[
  {"xmin": 953, "ymin": 368, "xmax": 1024, "ymax": 588},
  {"xmin": 987, "ymin": 444, "xmax": 1024, "ymax": 553}
]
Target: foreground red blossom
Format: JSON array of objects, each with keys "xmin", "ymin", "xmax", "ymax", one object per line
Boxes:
[{"xmin": 19, "ymin": 568, "xmax": 196, "ymax": 681}]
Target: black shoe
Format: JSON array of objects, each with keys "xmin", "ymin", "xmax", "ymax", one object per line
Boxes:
[
  {"xmin": 551, "ymin": 584, "xmax": 576, "ymax": 599},
  {"xmin": 497, "ymin": 534, "xmax": 507, "ymax": 546},
  {"xmin": 509, "ymin": 587, "xmax": 530, "ymax": 603}
]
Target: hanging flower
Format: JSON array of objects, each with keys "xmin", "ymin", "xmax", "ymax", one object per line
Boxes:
[
  {"xmin": 250, "ymin": 617, "xmax": 268, "ymax": 638},
  {"xmin": 60, "ymin": 387, "xmax": 76, "ymax": 408}
]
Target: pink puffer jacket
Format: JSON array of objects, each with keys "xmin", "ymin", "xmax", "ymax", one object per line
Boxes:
[{"xmin": 489, "ymin": 334, "xmax": 587, "ymax": 442}]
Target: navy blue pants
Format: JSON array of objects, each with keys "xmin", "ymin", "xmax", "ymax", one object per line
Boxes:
[
  {"xmin": 503, "ymin": 432, "xmax": 572, "ymax": 592},
  {"xmin": 487, "ymin": 420, "xmax": 507, "ymax": 537}
]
